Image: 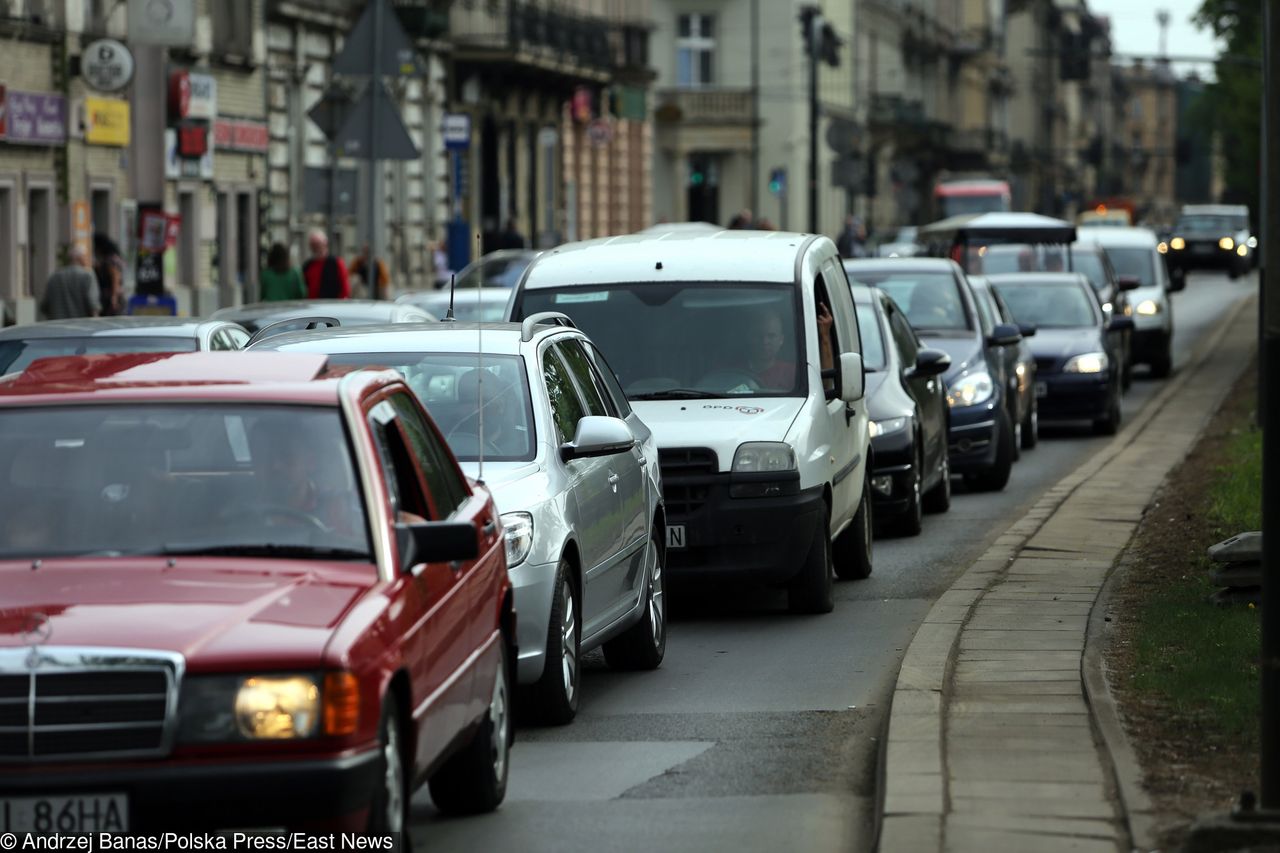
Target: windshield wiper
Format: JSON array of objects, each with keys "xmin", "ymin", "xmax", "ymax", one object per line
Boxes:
[
  {"xmin": 629, "ymin": 389, "xmax": 730, "ymax": 400},
  {"xmin": 149, "ymin": 543, "xmax": 371, "ymax": 560}
]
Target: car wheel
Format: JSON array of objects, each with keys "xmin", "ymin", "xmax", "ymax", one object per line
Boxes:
[
  {"xmin": 1094, "ymin": 393, "xmax": 1121, "ymax": 436},
  {"xmin": 367, "ymin": 701, "xmax": 408, "ymax": 836},
  {"xmin": 923, "ymin": 451, "xmax": 951, "ymax": 514},
  {"xmin": 525, "ymin": 562, "xmax": 580, "ymax": 725},
  {"xmin": 1122, "ymin": 341, "xmax": 1133, "ymax": 391},
  {"xmin": 603, "ymin": 531, "xmax": 667, "ymax": 671},
  {"xmin": 791, "ymin": 505, "xmax": 836, "ymax": 611},
  {"xmin": 967, "ymin": 409, "xmax": 1013, "ymax": 492},
  {"xmin": 1012, "ymin": 417, "xmax": 1022, "ymax": 462},
  {"xmin": 1020, "ymin": 398, "xmax": 1038, "ymax": 450},
  {"xmin": 834, "ymin": 477, "xmax": 874, "ymax": 580},
  {"xmin": 428, "ymin": 635, "xmax": 511, "ymax": 815},
  {"xmin": 894, "ymin": 446, "xmax": 924, "ymax": 537}
]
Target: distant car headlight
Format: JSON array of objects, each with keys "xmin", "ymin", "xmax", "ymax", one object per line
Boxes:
[
  {"xmin": 1136, "ymin": 299, "xmax": 1161, "ymax": 316},
  {"xmin": 1248, "ymin": 236, "xmax": 1258, "ymax": 249},
  {"xmin": 733, "ymin": 442, "xmax": 797, "ymax": 473},
  {"xmin": 1157, "ymin": 242, "xmax": 1168, "ymax": 254},
  {"xmin": 1237, "ymin": 245, "xmax": 1248, "ymax": 257},
  {"xmin": 1219, "ymin": 237, "xmax": 1235, "ymax": 251},
  {"xmin": 869, "ymin": 417, "xmax": 908, "ymax": 438},
  {"xmin": 946, "ymin": 370, "xmax": 994, "ymax": 408},
  {"xmin": 501, "ymin": 511, "xmax": 534, "ymax": 568},
  {"xmin": 1063, "ymin": 352, "xmax": 1108, "ymax": 374},
  {"xmin": 1170, "ymin": 237, "xmax": 1186, "ymax": 251}
]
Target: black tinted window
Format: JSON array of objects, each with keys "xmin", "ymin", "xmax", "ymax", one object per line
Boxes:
[
  {"xmin": 557, "ymin": 340, "xmax": 612, "ymax": 417},
  {"xmin": 389, "ymin": 392, "xmax": 469, "ymax": 517}
]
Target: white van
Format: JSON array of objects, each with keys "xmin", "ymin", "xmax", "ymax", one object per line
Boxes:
[
  {"xmin": 1077, "ymin": 226, "xmax": 1175, "ymax": 378},
  {"xmin": 509, "ymin": 231, "xmax": 872, "ymax": 613}
]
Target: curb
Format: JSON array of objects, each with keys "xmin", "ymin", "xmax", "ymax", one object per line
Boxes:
[{"xmin": 877, "ymin": 294, "xmax": 1259, "ymax": 852}]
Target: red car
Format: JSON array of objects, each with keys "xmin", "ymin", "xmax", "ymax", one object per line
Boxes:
[{"xmin": 0, "ymin": 352, "xmax": 514, "ymax": 834}]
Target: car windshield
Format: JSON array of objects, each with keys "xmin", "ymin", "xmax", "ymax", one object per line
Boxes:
[
  {"xmin": 0, "ymin": 337, "xmax": 198, "ymax": 375},
  {"xmin": 993, "ymin": 282, "xmax": 1099, "ymax": 329},
  {"xmin": 323, "ymin": 353, "xmax": 535, "ymax": 462},
  {"xmin": 519, "ymin": 283, "xmax": 803, "ymax": 399},
  {"xmin": 845, "ymin": 271, "xmax": 971, "ymax": 333},
  {"xmin": 1100, "ymin": 247, "xmax": 1157, "ymax": 288},
  {"xmin": 0, "ymin": 405, "xmax": 371, "ymax": 560},
  {"xmin": 1176, "ymin": 214, "xmax": 1241, "ymax": 233},
  {"xmin": 854, "ymin": 303, "xmax": 887, "ymax": 371},
  {"xmin": 457, "ymin": 254, "xmax": 534, "ymax": 289},
  {"xmin": 978, "ymin": 244, "xmax": 1075, "ymax": 277}
]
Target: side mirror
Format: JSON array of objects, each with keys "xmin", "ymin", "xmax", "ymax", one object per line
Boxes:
[
  {"xmin": 1117, "ymin": 275, "xmax": 1142, "ymax": 292},
  {"xmin": 840, "ymin": 352, "xmax": 864, "ymax": 402},
  {"xmin": 395, "ymin": 521, "xmax": 479, "ymax": 573},
  {"xmin": 560, "ymin": 416, "xmax": 635, "ymax": 462},
  {"xmin": 1108, "ymin": 315, "xmax": 1135, "ymax": 332},
  {"xmin": 1018, "ymin": 322, "xmax": 1037, "ymax": 338},
  {"xmin": 910, "ymin": 348, "xmax": 951, "ymax": 378},
  {"xmin": 988, "ymin": 322, "xmax": 1023, "ymax": 348}
]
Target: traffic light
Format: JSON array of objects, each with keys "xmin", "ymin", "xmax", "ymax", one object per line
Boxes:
[
  {"xmin": 769, "ymin": 167, "xmax": 786, "ymax": 195},
  {"xmin": 799, "ymin": 5, "xmax": 818, "ymax": 55},
  {"xmin": 798, "ymin": 6, "xmax": 841, "ymax": 67},
  {"xmin": 690, "ymin": 165, "xmax": 706, "ymax": 187},
  {"xmin": 819, "ymin": 22, "xmax": 841, "ymax": 67}
]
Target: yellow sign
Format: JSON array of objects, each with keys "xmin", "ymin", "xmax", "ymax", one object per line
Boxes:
[
  {"xmin": 71, "ymin": 200, "xmax": 92, "ymax": 260},
  {"xmin": 85, "ymin": 97, "xmax": 130, "ymax": 146}
]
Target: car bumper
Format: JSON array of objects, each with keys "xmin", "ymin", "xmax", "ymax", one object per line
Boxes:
[
  {"xmin": 663, "ymin": 480, "xmax": 825, "ymax": 584},
  {"xmin": 946, "ymin": 403, "xmax": 999, "ymax": 475},
  {"xmin": 509, "ymin": 559, "xmax": 558, "ymax": 684},
  {"xmin": 1169, "ymin": 246, "xmax": 1242, "ymax": 270},
  {"xmin": 1131, "ymin": 327, "xmax": 1171, "ymax": 363},
  {"xmin": 0, "ymin": 749, "xmax": 381, "ymax": 832},
  {"xmin": 869, "ymin": 431, "xmax": 915, "ymax": 519},
  {"xmin": 1036, "ymin": 372, "xmax": 1113, "ymax": 421}
]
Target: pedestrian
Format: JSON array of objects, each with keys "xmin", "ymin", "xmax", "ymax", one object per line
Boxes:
[
  {"xmin": 301, "ymin": 229, "xmax": 350, "ymax": 300},
  {"xmin": 432, "ymin": 239, "xmax": 453, "ymax": 290},
  {"xmin": 260, "ymin": 242, "xmax": 306, "ymax": 302},
  {"xmin": 40, "ymin": 245, "xmax": 100, "ymax": 320},
  {"xmin": 92, "ymin": 233, "xmax": 124, "ymax": 317},
  {"xmin": 756, "ymin": 218, "xmax": 778, "ymax": 231},
  {"xmin": 836, "ymin": 215, "xmax": 867, "ymax": 259},
  {"xmin": 349, "ymin": 244, "xmax": 390, "ymax": 300},
  {"xmin": 727, "ymin": 208, "xmax": 754, "ymax": 229}
]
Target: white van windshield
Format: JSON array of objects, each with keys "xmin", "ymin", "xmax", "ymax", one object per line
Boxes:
[{"xmin": 518, "ymin": 283, "xmax": 805, "ymax": 399}]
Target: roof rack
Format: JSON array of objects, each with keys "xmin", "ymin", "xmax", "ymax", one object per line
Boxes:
[
  {"xmin": 520, "ymin": 311, "xmax": 577, "ymax": 342},
  {"xmin": 246, "ymin": 316, "xmax": 342, "ymax": 348}
]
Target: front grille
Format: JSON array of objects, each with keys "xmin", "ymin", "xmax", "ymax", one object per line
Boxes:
[
  {"xmin": 0, "ymin": 651, "xmax": 179, "ymax": 762},
  {"xmin": 659, "ymin": 448, "xmax": 719, "ymax": 517},
  {"xmin": 1035, "ymin": 357, "xmax": 1059, "ymax": 374}
]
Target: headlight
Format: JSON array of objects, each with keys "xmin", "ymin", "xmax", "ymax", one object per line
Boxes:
[
  {"xmin": 1157, "ymin": 241, "xmax": 1168, "ymax": 254},
  {"xmin": 1237, "ymin": 245, "xmax": 1248, "ymax": 257},
  {"xmin": 1136, "ymin": 299, "xmax": 1160, "ymax": 316},
  {"xmin": 1248, "ymin": 236, "xmax": 1258, "ymax": 249},
  {"xmin": 1170, "ymin": 237, "xmax": 1185, "ymax": 250},
  {"xmin": 732, "ymin": 442, "xmax": 797, "ymax": 473},
  {"xmin": 946, "ymin": 370, "xmax": 994, "ymax": 408},
  {"xmin": 236, "ymin": 677, "xmax": 321, "ymax": 739},
  {"xmin": 869, "ymin": 417, "xmax": 908, "ymax": 438},
  {"xmin": 1063, "ymin": 352, "xmax": 1108, "ymax": 374},
  {"xmin": 501, "ymin": 511, "xmax": 534, "ymax": 568},
  {"xmin": 1102, "ymin": 302, "xmax": 1113, "ymax": 314},
  {"xmin": 178, "ymin": 673, "xmax": 357, "ymax": 742},
  {"xmin": 1219, "ymin": 237, "xmax": 1235, "ymax": 251}
]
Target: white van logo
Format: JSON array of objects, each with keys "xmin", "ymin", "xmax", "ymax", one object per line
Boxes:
[{"xmin": 702, "ymin": 405, "xmax": 764, "ymax": 415}]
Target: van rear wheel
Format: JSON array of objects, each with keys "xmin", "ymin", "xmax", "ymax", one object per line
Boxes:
[{"xmin": 834, "ymin": 478, "xmax": 874, "ymax": 579}]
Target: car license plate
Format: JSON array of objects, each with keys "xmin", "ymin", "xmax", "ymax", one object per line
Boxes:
[
  {"xmin": 666, "ymin": 525, "xmax": 687, "ymax": 549},
  {"xmin": 1, "ymin": 793, "xmax": 128, "ymax": 833},
  {"xmin": 1193, "ymin": 244, "xmax": 1213, "ymax": 255},
  {"xmin": 1035, "ymin": 381, "xmax": 1048, "ymax": 398}
]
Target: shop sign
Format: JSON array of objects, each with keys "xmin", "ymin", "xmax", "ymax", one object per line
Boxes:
[
  {"xmin": 3, "ymin": 90, "xmax": 67, "ymax": 146},
  {"xmin": 213, "ymin": 118, "xmax": 269, "ymax": 153},
  {"xmin": 85, "ymin": 97, "xmax": 131, "ymax": 146},
  {"xmin": 164, "ymin": 127, "xmax": 214, "ymax": 180},
  {"xmin": 169, "ymin": 70, "xmax": 217, "ymax": 121},
  {"xmin": 83, "ymin": 39, "xmax": 135, "ymax": 93}
]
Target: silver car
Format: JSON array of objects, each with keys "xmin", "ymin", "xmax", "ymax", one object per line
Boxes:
[{"xmin": 250, "ymin": 314, "xmax": 667, "ymax": 724}]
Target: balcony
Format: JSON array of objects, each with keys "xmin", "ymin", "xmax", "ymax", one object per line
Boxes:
[
  {"xmin": 450, "ymin": 0, "xmax": 622, "ymax": 83},
  {"xmin": 654, "ymin": 88, "xmax": 754, "ymax": 126}
]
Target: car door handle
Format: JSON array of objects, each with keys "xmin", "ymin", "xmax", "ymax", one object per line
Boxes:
[
  {"xmin": 483, "ymin": 520, "xmax": 497, "ymax": 536},
  {"xmin": 608, "ymin": 472, "xmax": 620, "ymax": 492}
]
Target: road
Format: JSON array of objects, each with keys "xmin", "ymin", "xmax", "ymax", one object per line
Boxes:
[{"xmin": 411, "ymin": 270, "xmax": 1255, "ymax": 853}]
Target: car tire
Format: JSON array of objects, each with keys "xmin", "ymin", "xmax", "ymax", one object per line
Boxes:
[
  {"xmin": 923, "ymin": 452, "xmax": 951, "ymax": 514},
  {"xmin": 1020, "ymin": 399, "xmax": 1038, "ymax": 450},
  {"xmin": 1122, "ymin": 338, "xmax": 1133, "ymax": 390},
  {"xmin": 966, "ymin": 409, "xmax": 1013, "ymax": 492},
  {"xmin": 894, "ymin": 447, "xmax": 924, "ymax": 537},
  {"xmin": 603, "ymin": 532, "xmax": 667, "ymax": 671},
  {"xmin": 525, "ymin": 562, "xmax": 580, "ymax": 725},
  {"xmin": 428, "ymin": 635, "xmax": 511, "ymax": 815},
  {"xmin": 1094, "ymin": 394, "xmax": 1121, "ymax": 436},
  {"xmin": 791, "ymin": 506, "xmax": 836, "ymax": 611},
  {"xmin": 834, "ymin": 478, "xmax": 874, "ymax": 580},
  {"xmin": 367, "ymin": 701, "xmax": 408, "ymax": 837}
]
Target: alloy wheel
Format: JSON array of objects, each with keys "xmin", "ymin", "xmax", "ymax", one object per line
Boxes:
[
  {"xmin": 648, "ymin": 540, "xmax": 666, "ymax": 650},
  {"xmin": 560, "ymin": 580, "xmax": 578, "ymax": 705},
  {"xmin": 381, "ymin": 712, "xmax": 405, "ymax": 835},
  {"xmin": 489, "ymin": 653, "xmax": 509, "ymax": 783}
]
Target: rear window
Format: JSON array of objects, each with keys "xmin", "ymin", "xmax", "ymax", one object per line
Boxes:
[
  {"xmin": 0, "ymin": 337, "xmax": 198, "ymax": 375},
  {"xmin": 845, "ymin": 271, "xmax": 971, "ymax": 333}
]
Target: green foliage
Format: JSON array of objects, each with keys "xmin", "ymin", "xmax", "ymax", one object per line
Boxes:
[{"xmin": 1209, "ymin": 424, "xmax": 1262, "ymax": 534}]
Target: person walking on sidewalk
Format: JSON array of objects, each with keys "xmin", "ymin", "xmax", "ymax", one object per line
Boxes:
[
  {"xmin": 40, "ymin": 245, "xmax": 100, "ymax": 320},
  {"xmin": 349, "ymin": 244, "xmax": 390, "ymax": 300},
  {"xmin": 302, "ymin": 229, "xmax": 350, "ymax": 300},
  {"xmin": 260, "ymin": 243, "xmax": 306, "ymax": 302}
]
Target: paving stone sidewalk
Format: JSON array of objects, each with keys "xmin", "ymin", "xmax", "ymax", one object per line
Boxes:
[{"xmin": 878, "ymin": 296, "xmax": 1259, "ymax": 853}]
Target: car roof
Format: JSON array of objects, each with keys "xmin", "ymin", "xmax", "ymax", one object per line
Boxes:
[
  {"xmin": 843, "ymin": 257, "xmax": 959, "ymax": 273},
  {"xmin": 210, "ymin": 300, "xmax": 417, "ymax": 321},
  {"xmin": 397, "ymin": 288, "xmax": 513, "ymax": 306},
  {"xmin": 0, "ymin": 351, "xmax": 373, "ymax": 405},
  {"xmin": 985, "ymin": 272, "xmax": 1092, "ymax": 288},
  {"xmin": 1180, "ymin": 204, "xmax": 1248, "ymax": 215},
  {"xmin": 250, "ymin": 321, "xmax": 558, "ymax": 357},
  {"xmin": 1074, "ymin": 226, "xmax": 1159, "ymax": 247},
  {"xmin": 0, "ymin": 317, "xmax": 215, "ymax": 340},
  {"xmin": 521, "ymin": 230, "xmax": 822, "ymax": 288}
]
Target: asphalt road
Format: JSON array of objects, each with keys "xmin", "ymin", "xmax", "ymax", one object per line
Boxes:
[{"xmin": 411, "ymin": 270, "xmax": 1255, "ymax": 853}]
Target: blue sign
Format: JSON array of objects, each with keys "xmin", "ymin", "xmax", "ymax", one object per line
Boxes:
[
  {"xmin": 126, "ymin": 293, "xmax": 177, "ymax": 316},
  {"xmin": 769, "ymin": 167, "xmax": 787, "ymax": 196},
  {"xmin": 442, "ymin": 113, "xmax": 471, "ymax": 151}
]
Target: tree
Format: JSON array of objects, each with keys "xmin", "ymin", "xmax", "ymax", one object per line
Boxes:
[{"xmin": 1192, "ymin": 0, "xmax": 1263, "ymax": 217}]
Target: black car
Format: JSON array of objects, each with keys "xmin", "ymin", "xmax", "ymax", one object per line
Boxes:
[
  {"xmin": 852, "ymin": 286, "xmax": 952, "ymax": 536},
  {"xmin": 844, "ymin": 258, "xmax": 1024, "ymax": 492},
  {"xmin": 989, "ymin": 273, "xmax": 1132, "ymax": 435},
  {"xmin": 967, "ymin": 276, "xmax": 1038, "ymax": 453},
  {"xmin": 1165, "ymin": 205, "xmax": 1254, "ymax": 282}
]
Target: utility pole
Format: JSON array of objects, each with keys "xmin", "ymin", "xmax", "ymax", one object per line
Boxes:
[
  {"xmin": 750, "ymin": 0, "xmax": 760, "ymax": 216},
  {"xmin": 806, "ymin": 7, "xmax": 819, "ymax": 234},
  {"xmin": 1261, "ymin": 0, "xmax": 1279, "ymax": 814}
]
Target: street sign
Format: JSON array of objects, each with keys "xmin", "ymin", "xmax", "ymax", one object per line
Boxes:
[
  {"xmin": 442, "ymin": 113, "xmax": 471, "ymax": 150},
  {"xmin": 332, "ymin": 79, "xmax": 419, "ymax": 161},
  {"xmin": 825, "ymin": 117, "xmax": 862, "ymax": 155},
  {"xmin": 333, "ymin": 0, "xmax": 426, "ymax": 77},
  {"xmin": 307, "ymin": 86, "xmax": 355, "ymax": 140},
  {"xmin": 82, "ymin": 39, "xmax": 134, "ymax": 93}
]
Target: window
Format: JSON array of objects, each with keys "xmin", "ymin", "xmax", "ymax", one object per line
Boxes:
[
  {"xmin": 557, "ymin": 340, "xmax": 612, "ymax": 417},
  {"xmin": 368, "ymin": 401, "xmax": 431, "ymax": 521},
  {"xmin": 211, "ymin": 0, "xmax": 254, "ymax": 59},
  {"xmin": 543, "ymin": 346, "xmax": 588, "ymax": 444},
  {"xmin": 389, "ymin": 392, "xmax": 470, "ymax": 517},
  {"xmin": 676, "ymin": 13, "xmax": 715, "ymax": 87},
  {"xmin": 854, "ymin": 302, "xmax": 887, "ymax": 371},
  {"xmin": 583, "ymin": 342, "xmax": 632, "ymax": 416},
  {"xmin": 813, "ymin": 274, "xmax": 840, "ymax": 394},
  {"xmin": 885, "ymin": 301, "xmax": 920, "ymax": 368},
  {"xmin": 972, "ymin": 288, "xmax": 998, "ymax": 335}
]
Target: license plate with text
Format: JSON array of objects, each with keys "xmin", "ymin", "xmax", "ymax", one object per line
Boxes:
[
  {"xmin": 666, "ymin": 525, "xmax": 687, "ymax": 549},
  {"xmin": 1, "ymin": 793, "xmax": 129, "ymax": 833}
]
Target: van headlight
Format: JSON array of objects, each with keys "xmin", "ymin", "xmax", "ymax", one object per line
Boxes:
[
  {"xmin": 732, "ymin": 442, "xmax": 796, "ymax": 473},
  {"xmin": 1063, "ymin": 353, "xmax": 1108, "ymax": 374},
  {"xmin": 501, "ymin": 512, "xmax": 534, "ymax": 568},
  {"xmin": 1170, "ymin": 237, "xmax": 1185, "ymax": 250},
  {"xmin": 1219, "ymin": 237, "xmax": 1235, "ymax": 251},
  {"xmin": 946, "ymin": 370, "xmax": 994, "ymax": 408},
  {"xmin": 869, "ymin": 417, "xmax": 908, "ymax": 438},
  {"xmin": 1136, "ymin": 299, "xmax": 1161, "ymax": 316}
]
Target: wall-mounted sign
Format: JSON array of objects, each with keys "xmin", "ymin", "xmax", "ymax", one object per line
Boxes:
[
  {"xmin": 72, "ymin": 200, "xmax": 93, "ymax": 260},
  {"xmin": 83, "ymin": 39, "xmax": 135, "ymax": 93},
  {"xmin": 213, "ymin": 118, "xmax": 269, "ymax": 153},
  {"xmin": 164, "ymin": 127, "xmax": 213, "ymax": 180},
  {"xmin": 0, "ymin": 85, "xmax": 6, "ymax": 139},
  {"xmin": 85, "ymin": 97, "xmax": 130, "ymax": 146},
  {"xmin": 169, "ymin": 70, "xmax": 216, "ymax": 121},
  {"xmin": 127, "ymin": 0, "xmax": 196, "ymax": 47},
  {"xmin": 442, "ymin": 113, "xmax": 471, "ymax": 151},
  {"xmin": 2, "ymin": 90, "xmax": 66, "ymax": 146},
  {"xmin": 177, "ymin": 124, "xmax": 208, "ymax": 158}
]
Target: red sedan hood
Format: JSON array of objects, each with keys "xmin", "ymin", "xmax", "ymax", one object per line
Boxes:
[{"xmin": 0, "ymin": 558, "xmax": 374, "ymax": 669}]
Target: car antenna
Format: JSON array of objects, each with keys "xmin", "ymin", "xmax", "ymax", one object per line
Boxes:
[
  {"xmin": 475, "ymin": 230, "xmax": 485, "ymax": 485},
  {"xmin": 445, "ymin": 273, "xmax": 456, "ymax": 322}
]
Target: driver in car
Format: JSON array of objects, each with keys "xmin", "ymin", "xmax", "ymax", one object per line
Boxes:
[
  {"xmin": 247, "ymin": 421, "xmax": 359, "ymax": 532},
  {"xmin": 454, "ymin": 369, "xmax": 528, "ymax": 457},
  {"xmin": 746, "ymin": 304, "xmax": 834, "ymax": 392}
]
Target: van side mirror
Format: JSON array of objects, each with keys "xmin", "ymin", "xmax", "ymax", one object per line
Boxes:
[
  {"xmin": 839, "ymin": 352, "xmax": 864, "ymax": 402},
  {"xmin": 560, "ymin": 416, "xmax": 635, "ymax": 462},
  {"xmin": 909, "ymin": 348, "xmax": 951, "ymax": 378},
  {"xmin": 1018, "ymin": 322, "xmax": 1037, "ymax": 338},
  {"xmin": 395, "ymin": 521, "xmax": 479, "ymax": 573},
  {"xmin": 988, "ymin": 322, "xmax": 1023, "ymax": 347}
]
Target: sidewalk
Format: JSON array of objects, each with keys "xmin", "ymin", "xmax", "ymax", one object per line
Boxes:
[{"xmin": 878, "ymin": 295, "xmax": 1260, "ymax": 853}]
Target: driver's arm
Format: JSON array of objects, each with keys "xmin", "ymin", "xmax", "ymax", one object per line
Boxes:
[{"xmin": 817, "ymin": 303, "xmax": 835, "ymax": 391}]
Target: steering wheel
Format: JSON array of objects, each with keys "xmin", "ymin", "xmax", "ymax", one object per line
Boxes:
[
  {"xmin": 222, "ymin": 504, "xmax": 329, "ymax": 532},
  {"xmin": 697, "ymin": 370, "xmax": 761, "ymax": 393}
]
